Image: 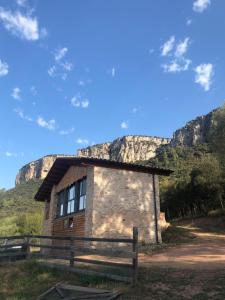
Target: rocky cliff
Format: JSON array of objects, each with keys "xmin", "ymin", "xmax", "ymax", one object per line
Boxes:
[
  {"xmin": 171, "ymin": 108, "xmax": 217, "ymax": 147},
  {"xmin": 15, "ymin": 155, "xmax": 65, "ymax": 185},
  {"xmin": 77, "ymin": 136, "xmax": 171, "ymax": 163},
  {"xmin": 15, "ymin": 106, "xmax": 222, "ymax": 185}
]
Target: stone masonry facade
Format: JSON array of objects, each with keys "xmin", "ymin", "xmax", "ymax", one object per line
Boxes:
[{"xmin": 42, "ymin": 164, "xmax": 162, "ymax": 246}]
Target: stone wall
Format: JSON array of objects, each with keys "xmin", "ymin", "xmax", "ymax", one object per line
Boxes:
[
  {"xmin": 87, "ymin": 166, "xmax": 162, "ymax": 244},
  {"xmin": 43, "ymin": 165, "xmax": 162, "ymax": 247}
]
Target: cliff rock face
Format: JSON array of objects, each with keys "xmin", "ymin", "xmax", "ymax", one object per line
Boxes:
[
  {"xmin": 15, "ymin": 155, "xmax": 64, "ymax": 185},
  {"xmin": 77, "ymin": 136, "xmax": 171, "ymax": 163},
  {"xmin": 15, "ymin": 106, "xmax": 222, "ymax": 185},
  {"xmin": 171, "ymin": 109, "xmax": 216, "ymax": 147}
]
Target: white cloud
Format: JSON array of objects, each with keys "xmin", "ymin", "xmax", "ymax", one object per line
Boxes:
[
  {"xmin": 48, "ymin": 48, "xmax": 72, "ymax": 80},
  {"xmin": 161, "ymin": 36, "xmax": 191, "ymax": 74},
  {"xmin": 194, "ymin": 63, "xmax": 213, "ymax": 91},
  {"xmin": 175, "ymin": 38, "xmax": 190, "ymax": 57},
  {"xmin": 193, "ymin": 0, "xmax": 210, "ymax": 13},
  {"xmin": 160, "ymin": 36, "xmax": 175, "ymax": 56},
  {"xmin": 55, "ymin": 47, "xmax": 68, "ymax": 61},
  {"xmin": 61, "ymin": 61, "xmax": 73, "ymax": 71},
  {"xmin": 162, "ymin": 59, "xmax": 191, "ymax": 73},
  {"xmin": 81, "ymin": 99, "xmax": 89, "ymax": 108},
  {"xmin": 121, "ymin": 121, "xmax": 128, "ymax": 129},
  {"xmin": 5, "ymin": 151, "xmax": 17, "ymax": 157},
  {"xmin": 59, "ymin": 127, "xmax": 75, "ymax": 135},
  {"xmin": 30, "ymin": 86, "xmax": 37, "ymax": 96},
  {"xmin": 0, "ymin": 59, "xmax": 9, "ymax": 76},
  {"xmin": 16, "ymin": 0, "xmax": 27, "ymax": 7},
  {"xmin": 11, "ymin": 87, "xmax": 21, "ymax": 100},
  {"xmin": 186, "ymin": 18, "xmax": 192, "ymax": 26},
  {"xmin": 14, "ymin": 108, "xmax": 32, "ymax": 121},
  {"xmin": 71, "ymin": 97, "xmax": 80, "ymax": 107},
  {"xmin": 78, "ymin": 80, "xmax": 85, "ymax": 86},
  {"xmin": 48, "ymin": 65, "xmax": 56, "ymax": 77},
  {"xmin": 132, "ymin": 108, "xmax": 138, "ymax": 113},
  {"xmin": 61, "ymin": 73, "xmax": 67, "ymax": 81},
  {"xmin": 36, "ymin": 116, "xmax": 56, "ymax": 130},
  {"xmin": 0, "ymin": 8, "xmax": 41, "ymax": 41},
  {"xmin": 71, "ymin": 96, "xmax": 89, "ymax": 108},
  {"xmin": 111, "ymin": 67, "xmax": 116, "ymax": 77},
  {"xmin": 76, "ymin": 138, "xmax": 89, "ymax": 145}
]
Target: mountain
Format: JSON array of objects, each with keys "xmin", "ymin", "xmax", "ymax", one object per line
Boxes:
[
  {"xmin": 0, "ymin": 180, "xmax": 43, "ymax": 236},
  {"xmin": 171, "ymin": 109, "xmax": 217, "ymax": 147},
  {"xmin": 15, "ymin": 154, "xmax": 71, "ymax": 185},
  {"xmin": 15, "ymin": 106, "xmax": 222, "ymax": 185},
  {"xmin": 77, "ymin": 135, "xmax": 171, "ymax": 162}
]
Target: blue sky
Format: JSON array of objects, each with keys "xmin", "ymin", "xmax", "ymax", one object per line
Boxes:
[{"xmin": 0, "ymin": 0, "xmax": 225, "ymax": 189}]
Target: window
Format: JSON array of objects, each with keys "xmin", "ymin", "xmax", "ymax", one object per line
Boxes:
[
  {"xmin": 79, "ymin": 178, "xmax": 86, "ymax": 210},
  {"xmin": 58, "ymin": 190, "xmax": 66, "ymax": 217},
  {"xmin": 63, "ymin": 217, "xmax": 74, "ymax": 229},
  {"xmin": 57, "ymin": 177, "xmax": 87, "ymax": 218},
  {"xmin": 67, "ymin": 185, "xmax": 75, "ymax": 214}
]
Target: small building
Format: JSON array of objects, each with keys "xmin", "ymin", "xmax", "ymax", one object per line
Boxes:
[{"xmin": 35, "ymin": 157, "xmax": 172, "ymax": 244}]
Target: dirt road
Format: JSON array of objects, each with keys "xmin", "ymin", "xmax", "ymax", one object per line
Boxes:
[{"xmin": 140, "ymin": 220, "xmax": 225, "ymax": 269}]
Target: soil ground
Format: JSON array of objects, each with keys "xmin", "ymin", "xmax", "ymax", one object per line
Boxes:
[
  {"xmin": 1, "ymin": 217, "xmax": 225, "ymax": 299},
  {"xmin": 140, "ymin": 217, "xmax": 225, "ymax": 269}
]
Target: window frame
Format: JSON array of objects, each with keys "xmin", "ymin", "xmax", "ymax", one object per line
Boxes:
[{"xmin": 56, "ymin": 176, "xmax": 87, "ymax": 218}]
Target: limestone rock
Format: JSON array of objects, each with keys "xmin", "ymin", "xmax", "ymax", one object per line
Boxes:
[
  {"xmin": 15, "ymin": 155, "xmax": 68, "ymax": 185},
  {"xmin": 77, "ymin": 136, "xmax": 171, "ymax": 163},
  {"xmin": 171, "ymin": 109, "xmax": 217, "ymax": 147}
]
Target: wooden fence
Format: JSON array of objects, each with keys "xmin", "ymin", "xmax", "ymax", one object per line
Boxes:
[{"xmin": 0, "ymin": 227, "xmax": 138, "ymax": 285}]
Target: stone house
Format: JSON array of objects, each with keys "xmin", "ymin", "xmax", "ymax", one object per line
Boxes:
[{"xmin": 35, "ymin": 157, "xmax": 172, "ymax": 244}]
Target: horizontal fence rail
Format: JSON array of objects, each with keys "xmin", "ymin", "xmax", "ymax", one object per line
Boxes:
[{"xmin": 0, "ymin": 227, "xmax": 139, "ymax": 285}]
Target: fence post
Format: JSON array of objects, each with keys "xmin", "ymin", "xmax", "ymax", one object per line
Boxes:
[
  {"xmin": 70, "ymin": 237, "xmax": 74, "ymax": 267},
  {"xmin": 26, "ymin": 236, "xmax": 31, "ymax": 260},
  {"xmin": 132, "ymin": 227, "xmax": 138, "ymax": 286}
]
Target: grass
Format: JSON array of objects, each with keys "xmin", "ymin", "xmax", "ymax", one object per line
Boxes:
[
  {"xmin": 0, "ymin": 260, "xmax": 126, "ymax": 300},
  {"xmin": 1, "ymin": 260, "xmax": 225, "ymax": 299}
]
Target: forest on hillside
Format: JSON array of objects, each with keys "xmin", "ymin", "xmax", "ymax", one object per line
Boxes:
[
  {"xmin": 149, "ymin": 105, "xmax": 225, "ymax": 220},
  {"xmin": 0, "ymin": 180, "xmax": 43, "ymax": 236}
]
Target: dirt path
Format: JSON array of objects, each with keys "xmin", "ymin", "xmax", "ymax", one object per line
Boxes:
[{"xmin": 140, "ymin": 223, "xmax": 225, "ymax": 269}]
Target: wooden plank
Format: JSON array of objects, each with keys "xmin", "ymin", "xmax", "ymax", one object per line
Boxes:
[
  {"xmin": 38, "ymin": 262, "xmax": 132, "ymax": 283},
  {"xmin": 0, "ymin": 251, "xmax": 27, "ymax": 258},
  {"xmin": 70, "ymin": 237, "xmax": 75, "ymax": 267},
  {"xmin": 73, "ymin": 257, "xmax": 132, "ymax": 268},
  {"xmin": 59, "ymin": 283, "xmax": 110, "ymax": 294},
  {"xmin": 31, "ymin": 235, "xmax": 71, "ymax": 241},
  {"xmin": 0, "ymin": 236, "xmax": 27, "ymax": 240},
  {"xmin": 0, "ymin": 243, "xmax": 24, "ymax": 249},
  {"xmin": 1, "ymin": 234, "xmax": 133, "ymax": 244},
  {"xmin": 132, "ymin": 227, "xmax": 138, "ymax": 286},
  {"xmin": 29, "ymin": 243, "xmax": 71, "ymax": 251},
  {"xmin": 37, "ymin": 284, "xmax": 58, "ymax": 300},
  {"xmin": 31, "ymin": 235, "xmax": 133, "ymax": 243},
  {"xmin": 63, "ymin": 292, "xmax": 120, "ymax": 300},
  {"xmin": 71, "ymin": 236, "xmax": 133, "ymax": 243},
  {"xmin": 74, "ymin": 247, "xmax": 136, "ymax": 259}
]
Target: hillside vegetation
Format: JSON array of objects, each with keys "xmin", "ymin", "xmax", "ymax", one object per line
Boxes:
[
  {"xmin": 0, "ymin": 180, "xmax": 43, "ymax": 236},
  {"xmin": 149, "ymin": 105, "xmax": 225, "ymax": 220}
]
